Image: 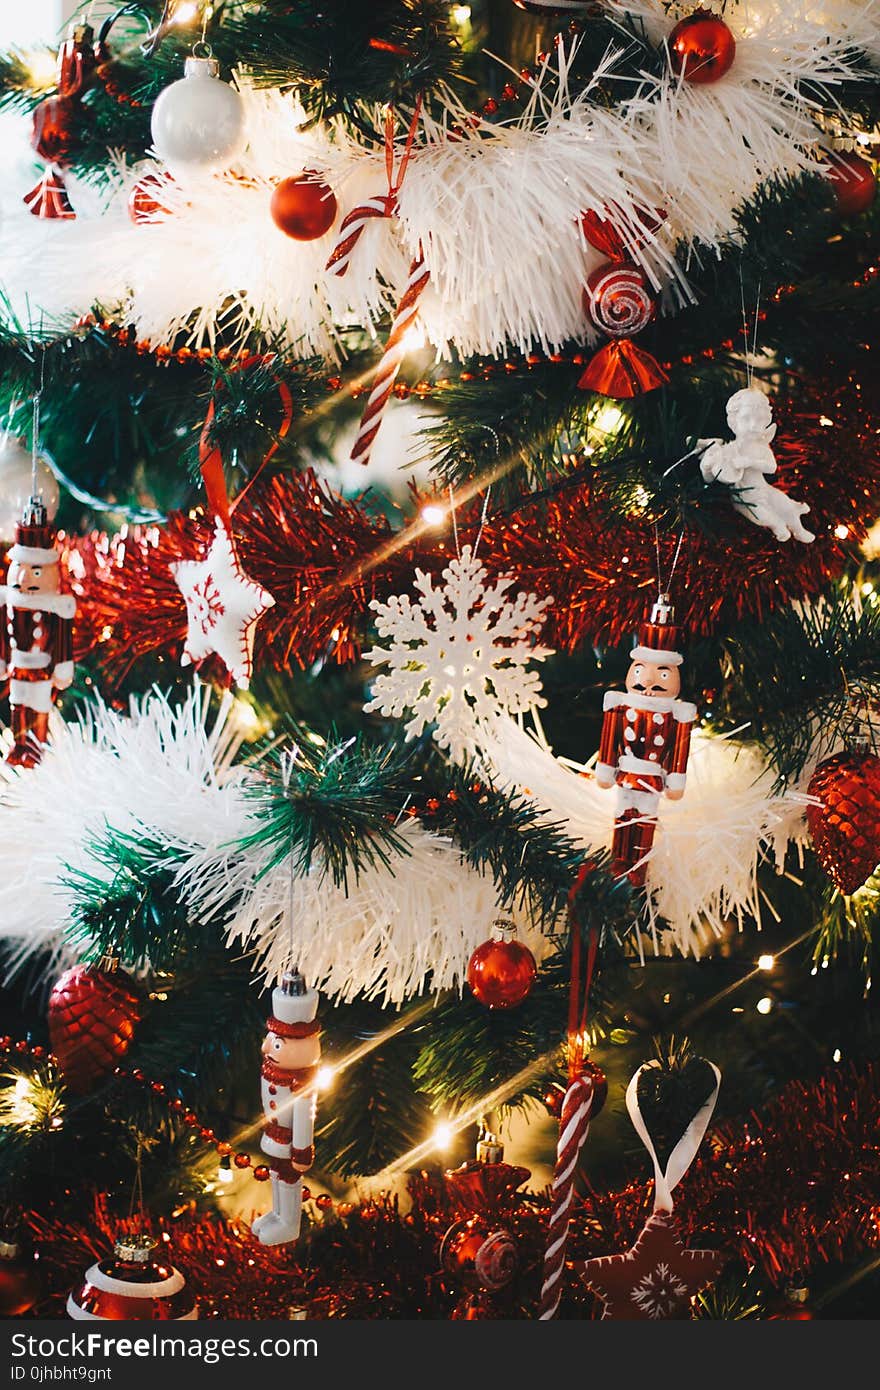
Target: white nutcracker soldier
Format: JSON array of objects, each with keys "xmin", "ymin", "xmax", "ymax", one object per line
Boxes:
[
  {"xmin": 595, "ymin": 596, "xmax": 697, "ymax": 886},
  {"xmin": 252, "ymin": 969, "xmax": 321, "ymax": 1247},
  {"xmin": 0, "ymin": 497, "xmax": 76, "ymax": 767}
]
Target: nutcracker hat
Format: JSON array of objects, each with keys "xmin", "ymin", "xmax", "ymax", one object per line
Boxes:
[
  {"xmin": 9, "ymin": 498, "xmax": 60, "ymax": 568},
  {"xmin": 267, "ymin": 970, "xmax": 320, "ymax": 1039},
  {"xmin": 631, "ymin": 594, "xmax": 684, "ymax": 667}
]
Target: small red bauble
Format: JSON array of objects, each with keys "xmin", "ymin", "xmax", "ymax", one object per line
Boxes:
[
  {"xmin": 806, "ymin": 747, "xmax": 880, "ymax": 895},
  {"xmin": 30, "ymin": 95, "xmax": 79, "ymax": 165},
  {"xmin": 128, "ymin": 171, "xmax": 175, "ymax": 225},
  {"xmin": 440, "ymin": 1217, "xmax": 518, "ymax": 1292},
  {"xmin": 48, "ymin": 959, "xmax": 141, "ymax": 1094},
  {"xmin": 668, "ymin": 10, "xmax": 736, "ymax": 86},
  {"xmin": 583, "ymin": 262, "xmax": 655, "ymax": 338},
  {"xmin": 67, "ymin": 1235, "xmax": 196, "ymax": 1320},
  {"xmin": 0, "ymin": 1240, "xmax": 41, "ymax": 1317},
  {"xmin": 466, "ymin": 923, "xmax": 537, "ymax": 1009},
  {"xmin": 826, "ymin": 153, "xmax": 877, "ymax": 217},
  {"xmin": 270, "ymin": 174, "xmax": 337, "ymax": 240}
]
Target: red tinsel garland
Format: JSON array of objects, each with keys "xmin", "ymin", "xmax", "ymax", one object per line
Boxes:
[
  {"xmin": 62, "ymin": 377, "xmax": 878, "ymax": 683},
  {"xmin": 18, "ymin": 1064, "xmax": 880, "ymax": 1319}
]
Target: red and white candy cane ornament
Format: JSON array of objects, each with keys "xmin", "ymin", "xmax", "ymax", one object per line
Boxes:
[
  {"xmin": 538, "ymin": 873, "xmax": 605, "ymax": 1320},
  {"xmin": 349, "ymin": 250, "xmax": 430, "ymax": 467},
  {"xmin": 325, "ymin": 99, "xmax": 422, "ymax": 278}
]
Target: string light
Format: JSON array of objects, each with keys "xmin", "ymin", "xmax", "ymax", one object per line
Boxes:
[
  {"xmin": 432, "ymin": 1121, "xmax": 453, "ymax": 1151},
  {"xmin": 833, "ymin": 1048, "xmax": 842, "ymax": 1063},
  {"xmin": 757, "ymin": 953, "xmax": 776, "ymax": 971},
  {"xmin": 172, "ymin": 2, "xmax": 200, "ymax": 24},
  {"xmin": 756, "ymin": 996, "xmax": 773, "ymax": 1015},
  {"xmin": 315, "ymin": 1066, "xmax": 335, "ymax": 1092},
  {"xmin": 834, "ymin": 524, "xmax": 850, "ymax": 540},
  {"xmin": 217, "ymin": 1155, "xmax": 234, "ymax": 1185},
  {"xmin": 421, "ymin": 504, "xmax": 446, "ymax": 527}
]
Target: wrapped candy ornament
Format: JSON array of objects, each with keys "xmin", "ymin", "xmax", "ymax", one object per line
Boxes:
[
  {"xmin": 595, "ymin": 595, "xmax": 696, "ymax": 886},
  {"xmin": 67, "ymin": 1234, "xmax": 197, "ymax": 1320},
  {"xmin": 440, "ymin": 1133, "xmax": 528, "ymax": 1319},
  {"xmin": 252, "ymin": 970, "xmax": 320, "ymax": 1247},
  {"xmin": 150, "ymin": 51, "xmax": 246, "ymax": 176},
  {"xmin": 578, "ymin": 240, "xmax": 667, "ymax": 399}
]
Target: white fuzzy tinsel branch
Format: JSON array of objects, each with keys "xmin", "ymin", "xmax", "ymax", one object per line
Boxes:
[
  {"xmin": 0, "ymin": 687, "xmax": 247, "ymax": 974},
  {"xmin": 0, "ymin": 0, "xmax": 875, "ymax": 357}
]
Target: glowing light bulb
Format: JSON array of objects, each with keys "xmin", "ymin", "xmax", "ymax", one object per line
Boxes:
[
  {"xmin": 217, "ymin": 1158, "xmax": 234, "ymax": 1185},
  {"xmin": 172, "ymin": 1, "xmax": 200, "ymax": 24},
  {"xmin": 451, "ymin": 4, "xmax": 472, "ymax": 24},
  {"xmin": 433, "ymin": 1121, "xmax": 453, "ymax": 1151},
  {"xmin": 25, "ymin": 49, "xmax": 58, "ymax": 88},
  {"xmin": 832, "ymin": 1048, "xmax": 842, "ymax": 1063},
  {"xmin": 756, "ymin": 996, "xmax": 773, "ymax": 1015},
  {"xmin": 13, "ymin": 1077, "xmax": 30, "ymax": 1100},
  {"xmin": 594, "ymin": 404, "xmax": 625, "ymax": 435},
  {"xmin": 421, "ymin": 504, "xmax": 446, "ymax": 527},
  {"xmin": 757, "ymin": 953, "xmax": 775, "ymax": 971},
  {"xmin": 834, "ymin": 524, "xmax": 850, "ymax": 540},
  {"xmin": 316, "ymin": 1066, "xmax": 335, "ymax": 1092}
]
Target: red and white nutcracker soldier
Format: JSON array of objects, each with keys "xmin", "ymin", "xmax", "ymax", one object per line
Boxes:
[
  {"xmin": 0, "ymin": 497, "xmax": 75, "ymax": 767},
  {"xmin": 252, "ymin": 969, "xmax": 320, "ymax": 1247},
  {"xmin": 595, "ymin": 595, "xmax": 696, "ymax": 886}
]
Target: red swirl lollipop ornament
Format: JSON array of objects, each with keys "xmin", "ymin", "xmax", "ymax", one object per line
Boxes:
[{"xmin": 579, "ymin": 261, "xmax": 668, "ymax": 399}]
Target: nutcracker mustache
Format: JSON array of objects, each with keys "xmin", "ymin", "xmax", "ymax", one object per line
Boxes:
[{"xmin": 630, "ymin": 681, "xmax": 666, "ymax": 695}]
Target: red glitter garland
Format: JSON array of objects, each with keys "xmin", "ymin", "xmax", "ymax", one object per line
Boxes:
[
  {"xmin": 62, "ymin": 375, "xmax": 879, "ymax": 683},
  {"xmin": 16, "ymin": 1063, "xmax": 880, "ymax": 1318}
]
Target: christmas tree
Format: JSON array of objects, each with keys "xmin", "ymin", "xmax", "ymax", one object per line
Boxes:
[{"xmin": 0, "ymin": 0, "xmax": 878, "ymax": 1323}]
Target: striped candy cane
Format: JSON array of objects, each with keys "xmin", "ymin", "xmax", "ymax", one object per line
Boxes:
[
  {"xmin": 325, "ymin": 193, "xmax": 398, "ymax": 277},
  {"xmin": 349, "ymin": 251, "xmax": 429, "ymax": 467},
  {"xmin": 538, "ymin": 1072, "xmax": 596, "ymax": 1320}
]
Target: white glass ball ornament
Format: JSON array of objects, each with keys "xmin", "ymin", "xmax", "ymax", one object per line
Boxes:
[
  {"xmin": 150, "ymin": 55, "xmax": 246, "ymax": 176},
  {"xmin": 0, "ymin": 435, "xmax": 60, "ymax": 542}
]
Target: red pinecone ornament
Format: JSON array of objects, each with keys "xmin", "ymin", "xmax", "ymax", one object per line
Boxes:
[
  {"xmin": 806, "ymin": 748, "xmax": 880, "ymax": 895},
  {"xmin": 49, "ymin": 960, "xmax": 141, "ymax": 1094}
]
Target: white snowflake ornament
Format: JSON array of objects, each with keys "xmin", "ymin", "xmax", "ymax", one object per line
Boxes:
[
  {"xmin": 364, "ymin": 545, "xmax": 552, "ymax": 761},
  {"xmin": 170, "ymin": 517, "xmax": 275, "ymax": 689}
]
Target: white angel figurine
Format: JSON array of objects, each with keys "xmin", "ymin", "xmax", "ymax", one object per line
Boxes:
[{"xmin": 700, "ymin": 387, "xmax": 815, "ymax": 544}]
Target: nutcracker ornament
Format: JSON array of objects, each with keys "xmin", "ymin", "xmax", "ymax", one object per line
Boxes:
[
  {"xmin": 23, "ymin": 23, "xmax": 96, "ymax": 219},
  {"xmin": 252, "ymin": 969, "xmax": 320, "ymax": 1248},
  {"xmin": 596, "ymin": 595, "xmax": 696, "ymax": 886},
  {"xmin": 0, "ymin": 496, "xmax": 76, "ymax": 767}
]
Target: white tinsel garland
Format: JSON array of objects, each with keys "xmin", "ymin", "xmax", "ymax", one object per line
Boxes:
[
  {"xmin": 177, "ymin": 817, "xmax": 544, "ymax": 1006},
  {"xmin": 0, "ymin": 688, "xmax": 246, "ymax": 972},
  {"xmin": 0, "ymin": 0, "xmax": 874, "ymax": 357}
]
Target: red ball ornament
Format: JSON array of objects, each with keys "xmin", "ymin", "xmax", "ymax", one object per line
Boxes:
[
  {"xmin": 48, "ymin": 958, "xmax": 141, "ymax": 1094},
  {"xmin": 30, "ymin": 95, "xmax": 79, "ymax": 166},
  {"xmin": 440, "ymin": 1217, "xmax": 518, "ymax": 1292},
  {"xmin": 270, "ymin": 173, "xmax": 337, "ymax": 241},
  {"xmin": 128, "ymin": 171, "xmax": 175, "ymax": 225},
  {"xmin": 583, "ymin": 262, "xmax": 655, "ymax": 338},
  {"xmin": 0, "ymin": 1239, "xmax": 41, "ymax": 1317},
  {"xmin": 826, "ymin": 153, "xmax": 877, "ymax": 217},
  {"xmin": 668, "ymin": 10, "xmax": 736, "ymax": 85},
  {"xmin": 806, "ymin": 746, "xmax": 880, "ymax": 895},
  {"xmin": 67, "ymin": 1235, "xmax": 197, "ymax": 1320},
  {"xmin": 466, "ymin": 922, "xmax": 536, "ymax": 1009}
]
